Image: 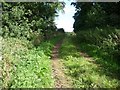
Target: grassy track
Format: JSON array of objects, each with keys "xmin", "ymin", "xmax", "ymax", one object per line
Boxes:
[
  {"xmin": 59, "ymin": 35, "xmax": 120, "ymax": 88},
  {"xmin": 51, "ymin": 41, "xmax": 72, "ymax": 88},
  {"xmin": 1, "ymin": 34, "xmax": 120, "ymax": 88}
]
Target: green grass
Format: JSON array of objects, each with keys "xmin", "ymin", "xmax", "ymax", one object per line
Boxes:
[
  {"xmin": 59, "ymin": 35, "xmax": 120, "ymax": 88},
  {"xmin": 1, "ymin": 35, "xmax": 64, "ymax": 88}
]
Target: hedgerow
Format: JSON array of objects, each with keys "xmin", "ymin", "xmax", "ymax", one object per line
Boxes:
[
  {"xmin": 1, "ymin": 2, "xmax": 65, "ymax": 88},
  {"xmin": 76, "ymin": 27, "xmax": 120, "ymax": 63}
]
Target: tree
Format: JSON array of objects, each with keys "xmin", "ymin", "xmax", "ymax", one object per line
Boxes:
[
  {"xmin": 2, "ymin": 2, "xmax": 65, "ymax": 41},
  {"xmin": 57, "ymin": 28, "xmax": 65, "ymax": 33},
  {"xmin": 71, "ymin": 2, "xmax": 120, "ymax": 33}
]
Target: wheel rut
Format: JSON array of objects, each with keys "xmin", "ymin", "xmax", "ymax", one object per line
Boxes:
[{"xmin": 51, "ymin": 41, "xmax": 72, "ymax": 88}]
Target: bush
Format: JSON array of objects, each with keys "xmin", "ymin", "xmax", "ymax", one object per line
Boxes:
[{"xmin": 76, "ymin": 27, "xmax": 120, "ymax": 63}]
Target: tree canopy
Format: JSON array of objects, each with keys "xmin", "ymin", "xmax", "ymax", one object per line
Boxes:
[
  {"xmin": 2, "ymin": 2, "xmax": 65, "ymax": 40},
  {"xmin": 71, "ymin": 2, "xmax": 120, "ymax": 33}
]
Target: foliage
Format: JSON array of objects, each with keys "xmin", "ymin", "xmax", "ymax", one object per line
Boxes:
[
  {"xmin": 1, "ymin": 34, "xmax": 63, "ymax": 88},
  {"xmin": 1, "ymin": 2, "xmax": 65, "ymax": 88},
  {"xmin": 99, "ymin": 2, "xmax": 120, "ymax": 27},
  {"xmin": 71, "ymin": 1, "xmax": 120, "ymax": 70},
  {"xmin": 72, "ymin": 2, "xmax": 120, "ymax": 32},
  {"xmin": 75, "ymin": 27, "xmax": 120, "ymax": 63},
  {"xmin": 1, "ymin": 2, "xmax": 65, "ymax": 42},
  {"xmin": 57, "ymin": 28, "xmax": 65, "ymax": 33},
  {"xmin": 70, "ymin": 2, "xmax": 120, "ymax": 87},
  {"xmin": 59, "ymin": 35, "xmax": 120, "ymax": 88}
]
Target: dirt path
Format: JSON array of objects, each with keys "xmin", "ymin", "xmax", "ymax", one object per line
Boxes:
[{"xmin": 51, "ymin": 41, "xmax": 72, "ymax": 88}]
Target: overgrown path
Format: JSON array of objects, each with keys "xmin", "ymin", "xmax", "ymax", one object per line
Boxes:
[{"xmin": 51, "ymin": 41, "xmax": 72, "ymax": 88}]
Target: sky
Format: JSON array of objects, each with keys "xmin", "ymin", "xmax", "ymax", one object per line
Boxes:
[{"xmin": 55, "ymin": 0, "xmax": 76, "ymax": 32}]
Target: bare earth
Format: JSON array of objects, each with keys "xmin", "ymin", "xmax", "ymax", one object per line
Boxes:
[{"xmin": 51, "ymin": 42, "xmax": 72, "ymax": 88}]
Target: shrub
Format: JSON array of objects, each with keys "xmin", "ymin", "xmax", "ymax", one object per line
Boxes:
[{"xmin": 76, "ymin": 27, "xmax": 120, "ymax": 63}]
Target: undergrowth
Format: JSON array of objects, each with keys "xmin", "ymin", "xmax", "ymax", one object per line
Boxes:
[
  {"xmin": 74, "ymin": 27, "xmax": 120, "ymax": 81},
  {"xmin": 76, "ymin": 27, "xmax": 120, "ymax": 63},
  {"xmin": 1, "ymin": 35, "xmax": 63, "ymax": 88}
]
